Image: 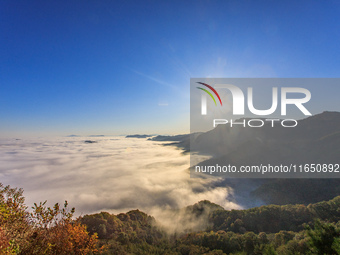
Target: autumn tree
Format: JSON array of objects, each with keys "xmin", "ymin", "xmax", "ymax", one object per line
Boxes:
[
  {"xmin": 0, "ymin": 183, "xmax": 31, "ymax": 253},
  {"xmin": 0, "ymin": 183, "xmax": 104, "ymax": 254}
]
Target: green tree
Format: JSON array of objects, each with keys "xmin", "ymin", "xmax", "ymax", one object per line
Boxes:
[{"xmin": 305, "ymin": 219, "xmax": 340, "ymax": 255}]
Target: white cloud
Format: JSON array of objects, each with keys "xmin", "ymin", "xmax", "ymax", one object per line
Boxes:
[{"xmin": 0, "ymin": 137, "xmax": 240, "ymax": 226}]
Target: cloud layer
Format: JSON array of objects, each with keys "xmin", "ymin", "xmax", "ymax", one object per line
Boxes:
[{"xmin": 0, "ymin": 137, "xmax": 240, "ymax": 220}]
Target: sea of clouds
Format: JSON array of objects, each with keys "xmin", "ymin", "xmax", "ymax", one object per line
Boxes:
[{"xmin": 0, "ymin": 136, "xmax": 241, "ymax": 229}]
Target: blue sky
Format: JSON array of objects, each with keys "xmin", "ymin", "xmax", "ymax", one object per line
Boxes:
[{"xmin": 1, "ymin": 0, "xmax": 340, "ymax": 137}]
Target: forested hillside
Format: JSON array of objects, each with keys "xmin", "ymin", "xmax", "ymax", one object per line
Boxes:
[
  {"xmin": 1, "ymin": 183, "xmax": 340, "ymax": 254},
  {"xmin": 80, "ymin": 197, "xmax": 340, "ymax": 254}
]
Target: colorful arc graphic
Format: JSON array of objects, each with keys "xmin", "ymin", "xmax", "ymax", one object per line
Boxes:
[
  {"xmin": 196, "ymin": 82, "xmax": 223, "ymax": 106},
  {"xmin": 196, "ymin": 87, "xmax": 217, "ymax": 105}
]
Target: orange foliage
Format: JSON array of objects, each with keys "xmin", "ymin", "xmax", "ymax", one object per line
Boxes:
[
  {"xmin": 0, "ymin": 227, "xmax": 10, "ymax": 253},
  {"xmin": 26, "ymin": 221, "xmax": 102, "ymax": 254}
]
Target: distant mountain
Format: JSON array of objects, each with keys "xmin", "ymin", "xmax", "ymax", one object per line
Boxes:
[
  {"xmin": 150, "ymin": 112, "xmax": 340, "ymax": 206},
  {"xmin": 148, "ymin": 134, "xmax": 189, "ymax": 142},
  {"xmin": 84, "ymin": 140, "xmax": 97, "ymax": 143},
  {"xmin": 147, "ymin": 112, "xmax": 340, "ymax": 156},
  {"xmin": 152, "ymin": 111, "xmax": 340, "ymax": 170},
  {"xmin": 148, "ymin": 134, "xmax": 190, "ymax": 151},
  {"xmin": 192, "ymin": 111, "xmax": 340, "ymax": 204},
  {"xmin": 126, "ymin": 134, "xmax": 153, "ymax": 138},
  {"xmin": 191, "ymin": 111, "xmax": 340, "ymax": 158},
  {"xmin": 193, "ymin": 112, "xmax": 340, "ymax": 176}
]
